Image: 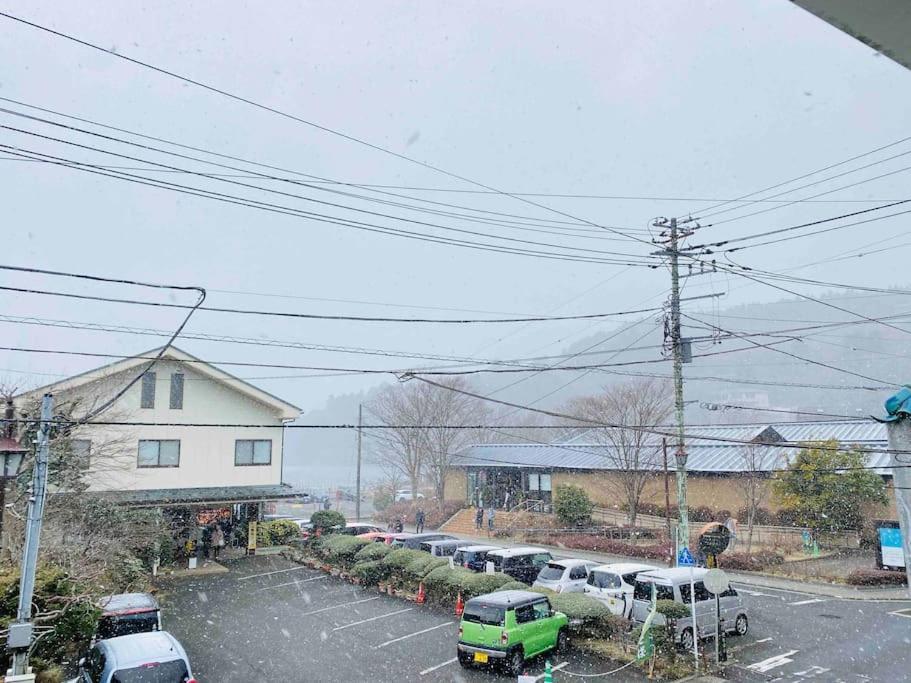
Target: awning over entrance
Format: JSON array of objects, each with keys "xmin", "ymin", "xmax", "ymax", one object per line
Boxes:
[{"xmin": 64, "ymin": 483, "xmax": 302, "ymax": 508}]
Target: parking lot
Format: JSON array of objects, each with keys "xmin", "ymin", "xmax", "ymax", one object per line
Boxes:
[{"xmin": 159, "ymin": 555, "xmax": 650, "ymax": 683}]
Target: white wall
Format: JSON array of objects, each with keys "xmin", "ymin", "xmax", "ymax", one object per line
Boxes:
[{"xmin": 42, "ymin": 360, "xmax": 288, "ymax": 492}]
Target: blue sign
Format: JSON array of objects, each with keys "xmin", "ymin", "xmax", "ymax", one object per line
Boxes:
[
  {"xmin": 879, "ymin": 527, "xmax": 905, "ymax": 568},
  {"xmin": 677, "ymin": 547, "xmax": 695, "ymax": 567}
]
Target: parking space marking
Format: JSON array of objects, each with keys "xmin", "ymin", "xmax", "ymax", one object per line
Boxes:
[
  {"xmin": 237, "ymin": 565, "xmax": 309, "ymax": 581},
  {"xmin": 419, "ymin": 657, "xmax": 457, "ymax": 676},
  {"xmin": 745, "ymin": 649, "xmax": 798, "ymax": 673},
  {"xmin": 254, "ymin": 575, "xmax": 328, "ymax": 592},
  {"xmin": 373, "ymin": 622, "xmax": 453, "ymax": 649},
  {"xmin": 299, "ymin": 596, "xmax": 380, "ymax": 616},
  {"xmin": 888, "ymin": 608, "xmax": 911, "ymax": 619},
  {"xmin": 332, "ymin": 607, "xmax": 413, "ymax": 632},
  {"xmin": 534, "ymin": 662, "xmax": 568, "ymax": 681},
  {"xmin": 789, "ymin": 598, "xmax": 826, "ymax": 606}
]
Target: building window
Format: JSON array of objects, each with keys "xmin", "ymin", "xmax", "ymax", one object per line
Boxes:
[
  {"xmin": 137, "ymin": 440, "xmax": 180, "ymax": 468},
  {"xmin": 527, "ymin": 472, "xmax": 552, "ymax": 492},
  {"xmin": 234, "ymin": 439, "xmax": 272, "ymax": 466},
  {"xmin": 169, "ymin": 372, "xmax": 184, "ymax": 409},
  {"xmin": 140, "ymin": 372, "xmax": 156, "ymax": 409}
]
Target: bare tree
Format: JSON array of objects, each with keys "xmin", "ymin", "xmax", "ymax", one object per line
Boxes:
[
  {"xmin": 735, "ymin": 445, "xmax": 774, "ymax": 554},
  {"xmin": 565, "ymin": 379, "xmax": 671, "ymax": 527},
  {"xmin": 368, "ymin": 378, "xmax": 486, "ymax": 501}
]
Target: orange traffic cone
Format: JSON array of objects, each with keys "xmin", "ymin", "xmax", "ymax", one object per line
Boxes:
[
  {"xmin": 416, "ymin": 582, "xmax": 426, "ymax": 604},
  {"xmin": 455, "ymin": 591, "xmax": 464, "ymax": 617}
]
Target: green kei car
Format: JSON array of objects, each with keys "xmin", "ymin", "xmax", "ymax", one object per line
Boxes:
[{"xmin": 457, "ymin": 590, "xmax": 569, "ymax": 675}]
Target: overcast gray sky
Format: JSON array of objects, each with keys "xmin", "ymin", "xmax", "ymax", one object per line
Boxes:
[{"xmin": 2, "ymin": 0, "xmax": 910, "ymax": 413}]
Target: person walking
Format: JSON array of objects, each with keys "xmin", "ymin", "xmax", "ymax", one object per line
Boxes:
[
  {"xmin": 415, "ymin": 507, "xmax": 426, "ymax": 534},
  {"xmin": 487, "ymin": 507, "xmax": 495, "ymax": 534},
  {"xmin": 475, "ymin": 506, "xmax": 484, "ymax": 531},
  {"xmin": 503, "ymin": 489, "xmax": 510, "ymax": 511},
  {"xmin": 211, "ymin": 523, "xmax": 225, "ymax": 561}
]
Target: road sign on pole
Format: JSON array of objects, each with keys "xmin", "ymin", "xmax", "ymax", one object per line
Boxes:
[{"xmin": 677, "ymin": 546, "xmax": 695, "ymax": 567}]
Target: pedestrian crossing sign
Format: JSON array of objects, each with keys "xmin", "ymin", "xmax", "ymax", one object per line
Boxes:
[{"xmin": 678, "ymin": 546, "xmax": 695, "ymax": 566}]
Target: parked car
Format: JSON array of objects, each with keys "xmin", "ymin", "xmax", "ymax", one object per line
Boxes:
[
  {"xmin": 532, "ymin": 559, "xmax": 598, "ymax": 593},
  {"xmin": 391, "ymin": 532, "xmax": 456, "ymax": 549},
  {"xmin": 486, "ymin": 547, "xmax": 553, "ymax": 584},
  {"xmin": 370, "ymin": 531, "xmax": 415, "ymax": 545},
  {"xmin": 341, "ymin": 522, "xmax": 384, "ymax": 536},
  {"xmin": 394, "ymin": 489, "xmax": 425, "ymax": 502},
  {"xmin": 421, "ymin": 538, "xmax": 464, "ymax": 557},
  {"xmin": 452, "ymin": 544, "xmax": 502, "ymax": 571},
  {"xmin": 583, "ymin": 562, "xmax": 659, "ymax": 617},
  {"xmin": 457, "ymin": 590, "xmax": 569, "ymax": 675},
  {"xmin": 71, "ymin": 631, "xmax": 195, "ymax": 683},
  {"xmin": 94, "ymin": 593, "xmax": 162, "ymax": 644},
  {"xmin": 630, "ymin": 567, "xmax": 749, "ymax": 651}
]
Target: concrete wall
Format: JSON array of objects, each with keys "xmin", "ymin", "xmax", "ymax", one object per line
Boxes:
[{"xmin": 37, "ymin": 360, "xmax": 288, "ymax": 492}]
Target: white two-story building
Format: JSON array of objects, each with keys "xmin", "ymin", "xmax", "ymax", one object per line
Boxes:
[{"xmin": 14, "ymin": 346, "xmax": 301, "ymax": 533}]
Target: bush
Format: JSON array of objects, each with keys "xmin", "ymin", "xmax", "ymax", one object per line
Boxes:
[
  {"xmin": 460, "ymin": 572, "xmax": 513, "ymax": 599},
  {"xmin": 108, "ymin": 551, "xmax": 148, "ymax": 592},
  {"xmin": 424, "ymin": 565, "xmax": 476, "ymax": 601},
  {"xmin": 717, "ymin": 551, "xmax": 784, "ymax": 571},
  {"xmin": 548, "ymin": 593, "xmax": 626, "ymax": 638},
  {"xmin": 737, "ymin": 506, "xmax": 775, "ymax": 525},
  {"xmin": 381, "ymin": 548, "xmax": 427, "ymax": 572},
  {"xmin": 267, "ymin": 519, "xmax": 303, "ymax": 545},
  {"xmin": 495, "ymin": 580, "xmax": 530, "ymax": 592},
  {"xmin": 321, "ymin": 535, "xmax": 371, "ymax": 568},
  {"xmin": 690, "ymin": 506, "xmax": 714, "ymax": 523},
  {"xmin": 655, "ymin": 599, "xmax": 690, "ymax": 620},
  {"xmin": 354, "ymin": 542, "xmax": 393, "ymax": 563},
  {"xmin": 404, "ymin": 554, "xmax": 446, "ymax": 582},
  {"xmin": 846, "ymin": 568, "xmax": 908, "ymax": 586},
  {"xmin": 713, "ymin": 509, "xmax": 732, "ymax": 523},
  {"xmin": 775, "ymin": 508, "xmax": 800, "ymax": 527},
  {"xmin": 544, "ymin": 533, "xmax": 672, "ymax": 562},
  {"xmin": 554, "ymin": 484, "xmax": 594, "ymax": 527},
  {"xmin": 311, "ymin": 509, "xmax": 347, "ymax": 533},
  {"xmin": 351, "ymin": 560, "xmax": 390, "ymax": 586}
]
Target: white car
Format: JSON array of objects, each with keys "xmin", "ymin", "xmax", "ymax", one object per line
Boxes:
[
  {"xmin": 532, "ymin": 558, "xmax": 599, "ymax": 593},
  {"xmin": 394, "ymin": 489, "xmax": 425, "ymax": 502},
  {"xmin": 584, "ymin": 562, "xmax": 659, "ymax": 617}
]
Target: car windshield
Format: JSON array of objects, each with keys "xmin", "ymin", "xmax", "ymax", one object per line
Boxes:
[
  {"xmin": 587, "ymin": 571, "xmax": 621, "ymax": 589},
  {"xmin": 96, "ymin": 612, "xmax": 159, "ymax": 640},
  {"xmin": 111, "ymin": 660, "xmax": 190, "ymax": 683},
  {"xmin": 462, "ymin": 604, "xmax": 505, "ymax": 627},
  {"xmin": 537, "ymin": 564, "xmax": 566, "ymax": 581},
  {"xmin": 633, "ymin": 580, "xmax": 675, "ymax": 602}
]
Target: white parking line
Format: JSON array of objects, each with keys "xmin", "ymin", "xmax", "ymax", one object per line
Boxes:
[
  {"xmin": 373, "ymin": 622, "xmax": 453, "ymax": 649},
  {"xmin": 728, "ymin": 636, "xmax": 773, "ymax": 654},
  {"xmin": 237, "ymin": 565, "xmax": 309, "ymax": 581},
  {"xmin": 789, "ymin": 598, "xmax": 826, "ymax": 606},
  {"xmin": 534, "ymin": 662, "xmax": 568, "ymax": 681},
  {"xmin": 420, "ymin": 657, "xmax": 457, "ymax": 676},
  {"xmin": 299, "ymin": 596, "xmax": 380, "ymax": 616},
  {"xmin": 254, "ymin": 575, "xmax": 328, "ymax": 592},
  {"xmin": 746, "ymin": 650, "xmax": 798, "ymax": 673},
  {"xmin": 332, "ymin": 607, "xmax": 413, "ymax": 631}
]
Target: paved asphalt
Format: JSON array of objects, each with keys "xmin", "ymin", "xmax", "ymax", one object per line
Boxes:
[{"xmin": 158, "ymin": 555, "xmax": 911, "ymax": 683}]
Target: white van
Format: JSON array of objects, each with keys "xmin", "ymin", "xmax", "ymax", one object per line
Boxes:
[
  {"xmin": 630, "ymin": 567, "xmax": 749, "ymax": 651},
  {"xmin": 583, "ymin": 563, "xmax": 658, "ymax": 617}
]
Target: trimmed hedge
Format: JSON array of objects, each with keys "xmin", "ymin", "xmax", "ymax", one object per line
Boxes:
[
  {"xmin": 320, "ymin": 535, "xmax": 371, "ymax": 568},
  {"xmin": 717, "ymin": 551, "xmax": 784, "ymax": 571},
  {"xmin": 311, "ymin": 509, "xmax": 346, "ymax": 533},
  {"xmin": 846, "ymin": 568, "xmax": 907, "ymax": 586},
  {"xmin": 351, "ymin": 560, "xmax": 390, "ymax": 586},
  {"xmin": 404, "ymin": 554, "xmax": 447, "ymax": 582},
  {"xmin": 548, "ymin": 593, "xmax": 626, "ymax": 638},
  {"xmin": 381, "ymin": 548, "xmax": 426, "ymax": 571},
  {"xmin": 494, "ymin": 581, "xmax": 530, "ymax": 593},
  {"xmin": 354, "ymin": 542, "xmax": 393, "ymax": 563},
  {"xmin": 460, "ymin": 572, "xmax": 513, "ymax": 598},
  {"xmin": 656, "ymin": 599, "xmax": 690, "ymax": 620},
  {"xmin": 424, "ymin": 565, "xmax": 477, "ymax": 601}
]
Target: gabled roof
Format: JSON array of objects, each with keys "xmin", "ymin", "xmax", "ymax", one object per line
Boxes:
[{"xmin": 17, "ymin": 346, "xmax": 300, "ymax": 419}]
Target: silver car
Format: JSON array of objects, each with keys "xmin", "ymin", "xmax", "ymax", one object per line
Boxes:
[
  {"xmin": 71, "ymin": 631, "xmax": 194, "ymax": 683},
  {"xmin": 630, "ymin": 567, "xmax": 749, "ymax": 651},
  {"xmin": 532, "ymin": 558, "xmax": 598, "ymax": 593},
  {"xmin": 583, "ymin": 562, "xmax": 658, "ymax": 617}
]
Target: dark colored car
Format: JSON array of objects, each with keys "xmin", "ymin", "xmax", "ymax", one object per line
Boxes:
[
  {"xmin": 452, "ymin": 545, "xmax": 502, "ymax": 571},
  {"xmin": 486, "ymin": 547, "xmax": 553, "ymax": 584},
  {"xmin": 391, "ymin": 532, "xmax": 456, "ymax": 550},
  {"xmin": 94, "ymin": 593, "xmax": 161, "ymax": 644}
]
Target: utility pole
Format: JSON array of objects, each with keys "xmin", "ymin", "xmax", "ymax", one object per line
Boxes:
[
  {"xmin": 355, "ymin": 403, "xmax": 363, "ymax": 521},
  {"xmin": 7, "ymin": 393, "xmax": 53, "ymax": 680},
  {"xmin": 885, "ymin": 416, "xmax": 911, "ymax": 594},
  {"xmin": 662, "ymin": 437, "xmax": 673, "ymax": 556},
  {"xmin": 654, "ymin": 217, "xmax": 690, "ymax": 561}
]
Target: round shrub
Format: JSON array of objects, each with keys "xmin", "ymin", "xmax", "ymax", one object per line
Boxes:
[
  {"xmin": 548, "ymin": 593, "xmax": 626, "ymax": 638},
  {"xmin": 554, "ymin": 484, "xmax": 594, "ymax": 527},
  {"xmin": 310, "ymin": 509, "xmax": 347, "ymax": 533},
  {"xmin": 381, "ymin": 548, "xmax": 427, "ymax": 572},
  {"xmin": 494, "ymin": 581, "xmax": 530, "ymax": 593},
  {"xmin": 656, "ymin": 599, "xmax": 690, "ymax": 620},
  {"xmin": 354, "ymin": 542, "xmax": 393, "ymax": 563},
  {"xmin": 460, "ymin": 572, "xmax": 513, "ymax": 599},
  {"xmin": 321, "ymin": 535, "xmax": 371, "ymax": 567},
  {"xmin": 404, "ymin": 554, "xmax": 439, "ymax": 581},
  {"xmin": 424, "ymin": 565, "xmax": 476, "ymax": 601},
  {"xmin": 265, "ymin": 519, "xmax": 303, "ymax": 546}
]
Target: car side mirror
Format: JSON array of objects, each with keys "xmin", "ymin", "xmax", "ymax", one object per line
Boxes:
[{"xmin": 78, "ymin": 657, "xmax": 86, "ymax": 668}]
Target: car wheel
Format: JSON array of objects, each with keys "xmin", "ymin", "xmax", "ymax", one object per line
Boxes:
[
  {"xmin": 556, "ymin": 628, "xmax": 570, "ymax": 652},
  {"xmin": 505, "ymin": 647, "xmax": 525, "ymax": 676},
  {"xmin": 457, "ymin": 652, "xmax": 472, "ymax": 669},
  {"xmin": 734, "ymin": 614, "xmax": 749, "ymax": 636},
  {"xmin": 680, "ymin": 627, "xmax": 695, "ymax": 652}
]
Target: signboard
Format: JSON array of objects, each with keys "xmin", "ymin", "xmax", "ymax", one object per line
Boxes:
[
  {"xmin": 703, "ymin": 569, "xmax": 730, "ymax": 595},
  {"xmin": 247, "ymin": 520, "xmax": 258, "ymax": 555},
  {"xmin": 677, "ymin": 546, "xmax": 695, "ymax": 567},
  {"xmin": 636, "ymin": 583, "xmax": 657, "ymax": 662},
  {"xmin": 876, "ymin": 521, "xmax": 906, "ymax": 569}
]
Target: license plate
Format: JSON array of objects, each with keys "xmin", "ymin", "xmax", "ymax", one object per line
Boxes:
[{"xmin": 474, "ymin": 652, "xmax": 489, "ymax": 664}]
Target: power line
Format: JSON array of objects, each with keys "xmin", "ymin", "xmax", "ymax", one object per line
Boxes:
[{"xmin": 698, "ymin": 403, "xmax": 864, "ymax": 420}]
